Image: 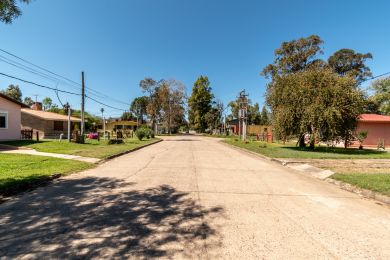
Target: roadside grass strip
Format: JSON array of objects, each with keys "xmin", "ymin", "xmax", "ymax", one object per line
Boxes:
[
  {"xmin": 331, "ymin": 173, "xmax": 390, "ymax": 196},
  {"xmin": 0, "ymin": 138, "xmax": 160, "ymax": 159},
  {"xmin": 224, "ymin": 139, "xmax": 390, "ymax": 159},
  {"xmin": 0, "ymin": 154, "xmax": 92, "ymax": 194}
]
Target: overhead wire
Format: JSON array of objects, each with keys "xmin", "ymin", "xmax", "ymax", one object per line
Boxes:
[
  {"xmin": 0, "ymin": 48, "xmax": 132, "ymax": 107},
  {"xmin": 0, "ymin": 72, "xmax": 81, "ymax": 96}
]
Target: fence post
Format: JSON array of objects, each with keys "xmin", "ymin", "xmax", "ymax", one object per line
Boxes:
[{"xmin": 36, "ymin": 131, "xmax": 39, "ymax": 142}]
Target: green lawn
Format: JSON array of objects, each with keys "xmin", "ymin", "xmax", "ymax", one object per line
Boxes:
[
  {"xmin": 0, "ymin": 154, "xmax": 92, "ymax": 193},
  {"xmin": 1, "ymin": 138, "xmax": 160, "ymax": 159},
  {"xmin": 224, "ymin": 139, "xmax": 390, "ymax": 159},
  {"xmin": 331, "ymin": 173, "xmax": 390, "ymax": 196}
]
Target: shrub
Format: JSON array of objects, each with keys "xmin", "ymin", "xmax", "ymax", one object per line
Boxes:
[
  {"xmin": 356, "ymin": 131, "xmax": 368, "ymax": 150},
  {"xmin": 377, "ymin": 138, "xmax": 385, "ymax": 150},
  {"xmin": 135, "ymin": 129, "xmax": 146, "ymax": 140},
  {"xmin": 259, "ymin": 142, "xmax": 267, "ymax": 148},
  {"xmin": 135, "ymin": 126, "xmax": 153, "ymax": 140},
  {"xmin": 107, "ymin": 139, "xmax": 124, "ymax": 145}
]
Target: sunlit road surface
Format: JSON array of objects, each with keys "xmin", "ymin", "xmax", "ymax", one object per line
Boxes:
[{"xmin": 1, "ymin": 135, "xmax": 389, "ymax": 259}]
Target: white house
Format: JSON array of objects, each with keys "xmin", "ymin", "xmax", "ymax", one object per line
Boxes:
[{"xmin": 0, "ymin": 93, "xmax": 29, "ymax": 141}]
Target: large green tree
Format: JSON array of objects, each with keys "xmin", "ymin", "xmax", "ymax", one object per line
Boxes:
[
  {"xmin": 261, "ymin": 35, "xmax": 325, "ymax": 146},
  {"xmin": 130, "ymin": 96, "xmax": 149, "ymax": 124},
  {"xmin": 328, "ymin": 48, "xmax": 372, "ymax": 84},
  {"xmin": 267, "ymin": 68, "xmax": 365, "ymax": 148},
  {"xmin": 139, "ymin": 78, "xmax": 163, "ymax": 132},
  {"xmin": 261, "ymin": 35, "xmax": 324, "ymax": 78},
  {"xmin": 263, "ymin": 35, "xmax": 370, "ymax": 148},
  {"xmin": 158, "ymin": 80, "xmax": 186, "ymax": 134},
  {"xmin": 205, "ymin": 101, "xmax": 224, "ymax": 133},
  {"xmin": 0, "ymin": 0, "xmax": 30, "ymax": 24},
  {"xmin": 259, "ymin": 106, "xmax": 270, "ymax": 125},
  {"xmin": 188, "ymin": 76, "xmax": 214, "ymax": 132},
  {"xmin": 42, "ymin": 97, "xmax": 53, "ymax": 111},
  {"xmin": 369, "ymin": 76, "xmax": 390, "ymax": 115},
  {"xmin": 1, "ymin": 84, "xmax": 22, "ymax": 102},
  {"xmin": 139, "ymin": 77, "xmax": 186, "ymax": 133},
  {"xmin": 121, "ymin": 111, "xmax": 135, "ymax": 121},
  {"xmin": 23, "ymin": 96, "xmax": 34, "ymax": 106}
]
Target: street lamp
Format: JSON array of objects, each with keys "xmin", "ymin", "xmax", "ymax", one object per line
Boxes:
[
  {"xmin": 100, "ymin": 108, "xmax": 105, "ymax": 140},
  {"xmin": 63, "ymin": 102, "xmax": 71, "ymax": 142}
]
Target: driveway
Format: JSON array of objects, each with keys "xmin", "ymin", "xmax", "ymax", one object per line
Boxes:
[{"xmin": 0, "ymin": 136, "xmax": 389, "ymax": 259}]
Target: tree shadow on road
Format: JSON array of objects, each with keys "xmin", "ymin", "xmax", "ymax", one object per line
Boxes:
[{"xmin": 0, "ymin": 177, "xmax": 224, "ymax": 258}]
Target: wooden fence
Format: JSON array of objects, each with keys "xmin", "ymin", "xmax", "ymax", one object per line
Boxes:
[{"xmin": 21, "ymin": 129, "xmax": 33, "ymax": 140}]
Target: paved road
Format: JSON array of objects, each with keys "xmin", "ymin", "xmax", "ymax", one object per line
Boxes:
[{"xmin": 1, "ymin": 136, "xmax": 389, "ymax": 259}]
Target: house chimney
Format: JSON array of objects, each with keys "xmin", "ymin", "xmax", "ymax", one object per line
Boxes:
[{"xmin": 31, "ymin": 102, "xmax": 43, "ymax": 111}]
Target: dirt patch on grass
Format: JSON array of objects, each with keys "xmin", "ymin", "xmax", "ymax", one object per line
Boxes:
[{"xmin": 278, "ymin": 158, "xmax": 390, "ymax": 174}]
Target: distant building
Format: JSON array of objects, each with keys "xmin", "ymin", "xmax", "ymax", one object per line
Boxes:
[
  {"xmin": 354, "ymin": 114, "xmax": 390, "ymax": 148},
  {"xmin": 0, "ymin": 93, "xmax": 29, "ymax": 141},
  {"xmin": 21, "ymin": 104, "xmax": 81, "ymax": 139}
]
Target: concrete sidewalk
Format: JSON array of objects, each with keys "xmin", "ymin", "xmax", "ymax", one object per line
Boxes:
[{"xmin": 1, "ymin": 149, "xmax": 100, "ymax": 163}]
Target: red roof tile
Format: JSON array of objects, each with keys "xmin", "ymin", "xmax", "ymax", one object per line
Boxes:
[{"xmin": 358, "ymin": 114, "xmax": 390, "ymax": 122}]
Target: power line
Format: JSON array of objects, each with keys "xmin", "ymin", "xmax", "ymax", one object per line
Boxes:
[
  {"xmin": 0, "ymin": 55, "xmax": 82, "ymax": 92},
  {"xmin": 85, "ymin": 95, "xmax": 128, "ymax": 111},
  {"xmin": 0, "ymin": 71, "xmax": 129, "ymax": 112},
  {"xmin": 0, "ymin": 72, "xmax": 81, "ymax": 96},
  {"xmin": 0, "ymin": 48, "xmax": 82, "ymax": 88},
  {"xmin": 0, "ymin": 48, "xmax": 132, "ymax": 106},
  {"xmin": 362, "ymin": 71, "xmax": 390, "ymax": 82}
]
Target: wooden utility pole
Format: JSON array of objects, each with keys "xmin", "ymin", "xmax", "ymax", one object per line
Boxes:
[
  {"xmin": 80, "ymin": 71, "xmax": 85, "ymax": 143},
  {"xmin": 238, "ymin": 90, "xmax": 249, "ymax": 141}
]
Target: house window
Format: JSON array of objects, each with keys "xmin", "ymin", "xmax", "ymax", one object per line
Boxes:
[
  {"xmin": 53, "ymin": 121, "xmax": 64, "ymax": 131},
  {"xmin": 0, "ymin": 111, "xmax": 7, "ymax": 129}
]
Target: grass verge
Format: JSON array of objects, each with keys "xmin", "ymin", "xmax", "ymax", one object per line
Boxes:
[
  {"xmin": 0, "ymin": 154, "xmax": 93, "ymax": 195},
  {"xmin": 1, "ymin": 138, "xmax": 160, "ymax": 159},
  {"xmin": 223, "ymin": 139, "xmax": 390, "ymax": 159},
  {"xmin": 331, "ymin": 173, "xmax": 390, "ymax": 196}
]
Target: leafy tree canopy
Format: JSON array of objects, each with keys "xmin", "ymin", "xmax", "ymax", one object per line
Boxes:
[
  {"xmin": 369, "ymin": 76, "xmax": 390, "ymax": 115},
  {"xmin": 0, "ymin": 0, "xmax": 30, "ymax": 24},
  {"xmin": 23, "ymin": 96, "xmax": 34, "ymax": 106},
  {"xmin": 328, "ymin": 48, "xmax": 372, "ymax": 84},
  {"xmin": 42, "ymin": 97, "xmax": 53, "ymax": 111},
  {"xmin": 1, "ymin": 84, "xmax": 22, "ymax": 102},
  {"xmin": 261, "ymin": 35, "xmax": 324, "ymax": 78},
  {"xmin": 188, "ymin": 76, "xmax": 214, "ymax": 132},
  {"xmin": 130, "ymin": 96, "xmax": 149, "ymax": 124}
]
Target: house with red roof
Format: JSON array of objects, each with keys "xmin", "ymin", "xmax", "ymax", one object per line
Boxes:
[{"xmin": 355, "ymin": 114, "xmax": 390, "ymax": 148}]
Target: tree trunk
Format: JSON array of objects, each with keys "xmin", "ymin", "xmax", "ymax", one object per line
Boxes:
[
  {"xmin": 309, "ymin": 126, "xmax": 315, "ymax": 150},
  {"xmin": 298, "ymin": 134, "xmax": 306, "ymax": 148},
  {"xmin": 344, "ymin": 133, "xmax": 348, "ymax": 149},
  {"xmin": 309, "ymin": 138, "xmax": 315, "ymax": 150}
]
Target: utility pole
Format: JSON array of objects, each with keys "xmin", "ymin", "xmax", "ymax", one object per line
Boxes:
[
  {"xmin": 136, "ymin": 101, "xmax": 139, "ymax": 128},
  {"xmin": 168, "ymin": 97, "xmax": 172, "ymax": 135},
  {"xmin": 64, "ymin": 103, "xmax": 71, "ymax": 142},
  {"xmin": 80, "ymin": 72, "xmax": 85, "ymax": 143},
  {"xmin": 238, "ymin": 90, "xmax": 249, "ymax": 141}
]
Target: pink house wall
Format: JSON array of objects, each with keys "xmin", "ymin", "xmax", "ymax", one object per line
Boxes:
[
  {"xmin": 0, "ymin": 96, "xmax": 21, "ymax": 141},
  {"xmin": 356, "ymin": 122, "xmax": 390, "ymax": 147}
]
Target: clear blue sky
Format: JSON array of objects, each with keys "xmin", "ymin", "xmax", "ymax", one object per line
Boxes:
[{"xmin": 1, "ymin": 0, "xmax": 389, "ymax": 117}]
